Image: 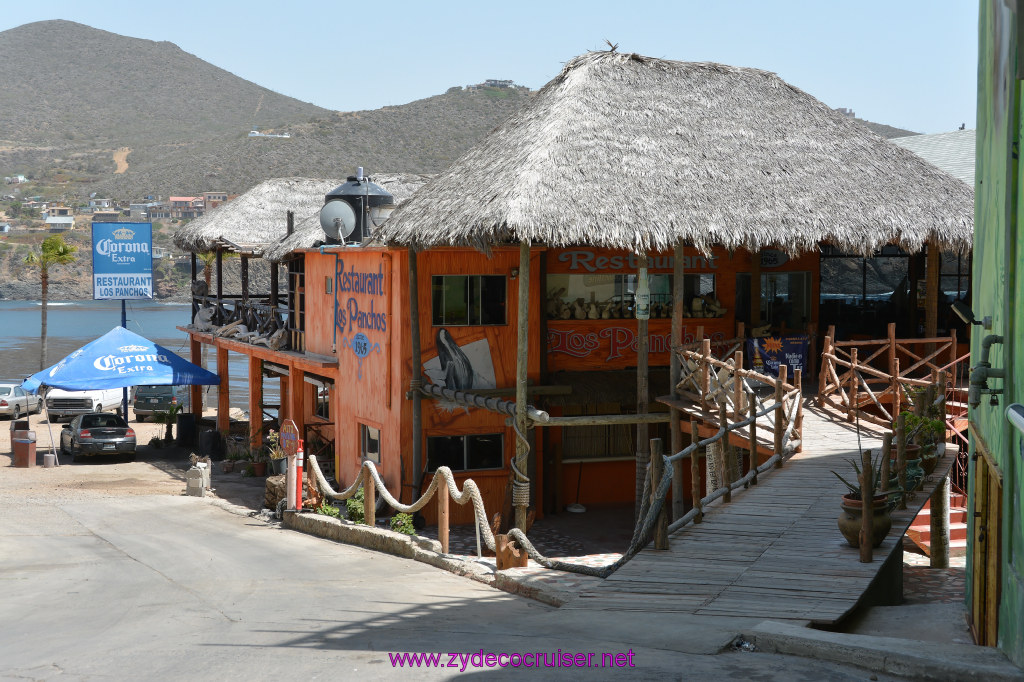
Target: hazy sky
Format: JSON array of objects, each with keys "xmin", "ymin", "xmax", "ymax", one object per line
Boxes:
[{"xmin": 1, "ymin": 1, "xmax": 977, "ymax": 134}]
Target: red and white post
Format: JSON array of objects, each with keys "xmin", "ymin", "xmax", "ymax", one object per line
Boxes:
[{"xmin": 294, "ymin": 439, "xmax": 304, "ymax": 511}]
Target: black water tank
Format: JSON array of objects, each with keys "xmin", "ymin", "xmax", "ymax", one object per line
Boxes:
[{"xmin": 324, "ymin": 173, "xmax": 394, "ymax": 244}]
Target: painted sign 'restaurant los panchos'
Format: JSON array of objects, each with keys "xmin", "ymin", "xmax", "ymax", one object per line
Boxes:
[{"xmin": 335, "ymin": 260, "xmax": 387, "ymax": 334}]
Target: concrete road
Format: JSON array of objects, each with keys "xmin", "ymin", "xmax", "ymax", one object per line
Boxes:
[{"xmin": 0, "ymin": 493, "xmax": 902, "ymax": 681}]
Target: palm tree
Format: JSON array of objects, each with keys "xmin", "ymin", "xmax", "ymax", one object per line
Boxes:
[{"xmin": 25, "ymin": 235, "xmax": 77, "ymax": 370}]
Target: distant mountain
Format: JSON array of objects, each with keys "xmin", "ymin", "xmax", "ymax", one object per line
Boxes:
[{"xmin": 0, "ymin": 20, "xmax": 532, "ymax": 199}]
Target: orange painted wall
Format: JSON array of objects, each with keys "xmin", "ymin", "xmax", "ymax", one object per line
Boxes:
[{"xmin": 304, "ymin": 248, "xmax": 406, "ymax": 497}]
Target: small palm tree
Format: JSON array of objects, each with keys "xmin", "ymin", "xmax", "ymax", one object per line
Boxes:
[{"xmin": 25, "ymin": 235, "xmax": 77, "ymax": 370}]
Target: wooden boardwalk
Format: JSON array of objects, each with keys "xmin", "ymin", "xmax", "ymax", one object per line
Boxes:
[{"xmin": 562, "ymin": 402, "xmax": 955, "ymax": 625}]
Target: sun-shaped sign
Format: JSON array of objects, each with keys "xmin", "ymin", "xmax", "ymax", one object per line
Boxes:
[{"xmin": 763, "ymin": 337, "xmax": 784, "ymax": 354}]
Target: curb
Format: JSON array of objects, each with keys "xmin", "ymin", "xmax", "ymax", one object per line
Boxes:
[{"xmin": 748, "ymin": 620, "xmax": 1024, "ymax": 681}]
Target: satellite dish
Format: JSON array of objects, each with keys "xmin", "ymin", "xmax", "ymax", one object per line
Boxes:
[{"xmin": 319, "ymin": 199, "xmax": 357, "ymax": 241}]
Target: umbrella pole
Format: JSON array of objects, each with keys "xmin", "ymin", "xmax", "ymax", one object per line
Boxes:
[{"xmin": 42, "ymin": 400, "xmax": 59, "ymax": 466}]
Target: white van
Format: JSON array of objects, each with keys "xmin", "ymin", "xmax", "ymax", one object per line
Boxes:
[{"xmin": 45, "ymin": 387, "xmax": 126, "ymax": 421}]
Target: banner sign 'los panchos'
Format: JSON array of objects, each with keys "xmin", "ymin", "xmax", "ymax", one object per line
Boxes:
[{"xmin": 92, "ymin": 222, "xmax": 153, "ymax": 300}]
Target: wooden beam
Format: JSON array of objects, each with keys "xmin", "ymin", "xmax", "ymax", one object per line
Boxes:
[
  {"xmin": 248, "ymin": 355, "xmax": 262, "ymax": 450},
  {"xmin": 924, "ymin": 238, "xmax": 941, "ymax": 339},
  {"xmin": 216, "ymin": 346, "xmax": 230, "ymax": 433},
  {"xmin": 514, "ymin": 240, "xmax": 531, "ymax": 531}
]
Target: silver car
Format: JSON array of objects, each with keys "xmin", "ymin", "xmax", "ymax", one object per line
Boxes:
[
  {"xmin": 0, "ymin": 382, "xmax": 42, "ymax": 420},
  {"xmin": 60, "ymin": 413, "xmax": 137, "ymax": 461}
]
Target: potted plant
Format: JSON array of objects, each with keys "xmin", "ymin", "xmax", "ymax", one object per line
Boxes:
[
  {"xmin": 266, "ymin": 429, "xmax": 287, "ymax": 475},
  {"xmin": 832, "ymin": 452, "xmax": 894, "ymax": 548},
  {"xmin": 249, "ymin": 446, "xmax": 268, "ymax": 477},
  {"xmin": 904, "ymin": 412, "xmax": 946, "ymax": 476}
]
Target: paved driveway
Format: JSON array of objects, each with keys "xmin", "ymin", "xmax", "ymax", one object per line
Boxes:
[{"xmin": 0, "ymin": 488, "xmax": 904, "ymax": 680}]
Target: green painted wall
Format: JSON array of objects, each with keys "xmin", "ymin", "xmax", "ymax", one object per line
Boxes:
[{"xmin": 973, "ymin": 0, "xmax": 1024, "ymax": 665}]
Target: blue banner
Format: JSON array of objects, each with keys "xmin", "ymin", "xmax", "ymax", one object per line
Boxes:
[
  {"xmin": 747, "ymin": 335, "xmax": 809, "ymax": 378},
  {"xmin": 92, "ymin": 222, "xmax": 153, "ymax": 300}
]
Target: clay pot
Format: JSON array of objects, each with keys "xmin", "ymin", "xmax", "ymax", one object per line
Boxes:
[
  {"xmin": 838, "ymin": 494, "xmax": 892, "ymax": 548},
  {"xmin": 221, "ymin": 460, "xmax": 235, "ymax": 473},
  {"xmin": 252, "ymin": 461, "xmax": 267, "ymax": 476}
]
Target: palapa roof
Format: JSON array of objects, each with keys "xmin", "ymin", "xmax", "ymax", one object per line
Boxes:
[
  {"xmin": 378, "ymin": 51, "xmax": 974, "ymax": 256},
  {"xmin": 261, "ymin": 173, "xmax": 432, "ymax": 262},
  {"xmin": 173, "ymin": 177, "xmax": 343, "ymax": 254},
  {"xmin": 891, "ymin": 129, "xmax": 975, "ymax": 187}
]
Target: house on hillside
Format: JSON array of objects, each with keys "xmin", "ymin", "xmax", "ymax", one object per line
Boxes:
[
  {"xmin": 170, "ymin": 196, "xmax": 204, "ymax": 220},
  {"xmin": 88, "ymin": 197, "xmax": 114, "ymax": 210},
  {"xmin": 203, "ymin": 192, "xmax": 228, "ymax": 211},
  {"xmin": 91, "ymin": 209, "xmax": 122, "ymax": 222},
  {"xmin": 172, "ymin": 52, "xmax": 970, "ymax": 532}
]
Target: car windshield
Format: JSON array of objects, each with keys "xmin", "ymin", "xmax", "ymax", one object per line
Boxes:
[
  {"xmin": 135, "ymin": 386, "xmax": 172, "ymax": 397},
  {"xmin": 83, "ymin": 415, "xmax": 125, "ymax": 428}
]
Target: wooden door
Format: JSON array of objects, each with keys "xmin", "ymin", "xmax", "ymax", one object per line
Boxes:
[{"xmin": 970, "ymin": 452, "xmax": 1002, "ymax": 646}]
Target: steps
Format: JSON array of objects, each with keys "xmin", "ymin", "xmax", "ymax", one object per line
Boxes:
[{"xmin": 905, "ymin": 494, "xmax": 968, "ymax": 557}]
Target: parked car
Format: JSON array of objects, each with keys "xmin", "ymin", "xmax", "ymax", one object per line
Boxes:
[
  {"xmin": 45, "ymin": 387, "xmax": 125, "ymax": 421},
  {"xmin": 59, "ymin": 413, "xmax": 136, "ymax": 460},
  {"xmin": 131, "ymin": 385, "xmax": 189, "ymax": 421},
  {"xmin": 0, "ymin": 382, "xmax": 43, "ymax": 419}
]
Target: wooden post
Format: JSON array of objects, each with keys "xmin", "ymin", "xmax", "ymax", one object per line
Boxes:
[
  {"xmin": 409, "ymin": 248, "xmax": 423, "ymax": 501},
  {"xmin": 216, "ymin": 345, "xmax": 230, "ymax": 433},
  {"xmin": 881, "ymin": 433, "xmax": 892, "ymax": 496},
  {"xmin": 701, "ymin": 338, "xmax": 712, "ymax": 406},
  {"xmin": 636, "ymin": 252, "xmax": 651, "ymax": 522},
  {"xmin": 848, "ymin": 347, "xmax": 859, "ymax": 423},
  {"xmin": 248, "ymin": 355, "xmax": 262, "ymax": 451},
  {"xmin": 190, "ymin": 336, "xmax": 203, "ymax": 420},
  {"xmin": 717, "ymin": 400, "xmax": 731, "ymax": 503},
  {"xmin": 859, "ymin": 449, "xmax": 875, "ymax": 563},
  {"xmin": 733, "ymin": 350, "xmax": 744, "ymax": 420},
  {"xmin": 750, "ymin": 249, "xmax": 762, "ymax": 327},
  {"xmin": 514, "ymin": 240, "xmax": 531, "ymax": 530},
  {"xmin": 893, "ymin": 357, "xmax": 902, "ymax": 418},
  {"xmin": 930, "ymin": 474, "xmax": 951, "ymax": 569},
  {"xmin": 888, "ymin": 322, "xmax": 899, "ymax": 417},
  {"xmin": 363, "ymin": 467, "xmax": 376, "ymax": 528},
  {"xmin": 671, "ymin": 244, "xmax": 685, "ymax": 521},
  {"xmin": 690, "ymin": 419, "xmax": 703, "ymax": 523},
  {"xmin": 651, "ymin": 438, "xmax": 669, "ymax": 549},
  {"xmin": 773, "ymin": 364, "xmax": 786, "ymax": 466},
  {"xmin": 818, "ymin": 334, "xmax": 831, "ymax": 404},
  {"xmin": 438, "ymin": 475, "xmax": 450, "ymax": 554},
  {"xmin": 793, "ymin": 368, "xmax": 803, "ymax": 452},
  {"xmin": 748, "ymin": 390, "xmax": 758, "ymax": 485},
  {"xmin": 896, "ymin": 412, "xmax": 907, "ymax": 510},
  {"xmin": 924, "ymin": 238, "xmax": 940, "ymax": 341}
]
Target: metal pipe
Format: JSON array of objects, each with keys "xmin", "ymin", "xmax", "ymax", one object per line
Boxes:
[{"xmin": 968, "ymin": 334, "xmax": 1005, "ymax": 408}]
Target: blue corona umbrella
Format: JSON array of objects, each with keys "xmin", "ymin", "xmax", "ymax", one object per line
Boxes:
[{"xmin": 22, "ymin": 326, "xmax": 220, "ymax": 393}]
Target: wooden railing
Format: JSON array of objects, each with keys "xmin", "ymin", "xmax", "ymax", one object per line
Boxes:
[
  {"xmin": 675, "ymin": 337, "xmax": 803, "ymax": 455},
  {"xmin": 817, "ymin": 322, "xmax": 958, "ymax": 427}
]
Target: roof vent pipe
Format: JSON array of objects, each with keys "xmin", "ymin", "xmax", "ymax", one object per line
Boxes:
[
  {"xmin": 356, "ymin": 167, "xmax": 364, "ymax": 181},
  {"xmin": 286, "ymin": 210, "xmax": 294, "ymax": 236}
]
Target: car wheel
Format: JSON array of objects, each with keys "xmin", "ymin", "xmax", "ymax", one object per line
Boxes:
[
  {"xmin": 95, "ymin": 404, "xmax": 102, "ymax": 413},
  {"xmin": 33, "ymin": 398, "xmax": 42, "ymax": 414},
  {"xmin": 11, "ymin": 404, "xmax": 20, "ymax": 421}
]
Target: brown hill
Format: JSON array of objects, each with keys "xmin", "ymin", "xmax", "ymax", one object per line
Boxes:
[{"xmin": 0, "ymin": 20, "xmax": 532, "ymax": 199}]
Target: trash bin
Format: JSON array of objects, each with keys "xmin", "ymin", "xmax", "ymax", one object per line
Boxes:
[
  {"xmin": 13, "ymin": 439, "xmax": 36, "ymax": 468},
  {"xmin": 176, "ymin": 413, "xmax": 196, "ymax": 447},
  {"xmin": 10, "ymin": 419, "xmax": 29, "ymax": 433},
  {"xmin": 198, "ymin": 429, "xmax": 222, "ymax": 459}
]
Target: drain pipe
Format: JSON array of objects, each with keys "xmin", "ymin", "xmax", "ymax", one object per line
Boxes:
[{"xmin": 968, "ymin": 334, "xmax": 1005, "ymax": 408}]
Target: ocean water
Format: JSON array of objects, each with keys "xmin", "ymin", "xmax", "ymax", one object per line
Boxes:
[{"xmin": 0, "ymin": 299, "xmax": 277, "ymax": 414}]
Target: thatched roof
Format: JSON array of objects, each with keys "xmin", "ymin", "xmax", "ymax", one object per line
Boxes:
[
  {"xmin": 378, "ymin": 51, "xmax": 973, "ymax": 255},
  {"xmin": 173, "ymin": 178, "xmax": 343, "ymax": 254},
  {"xmin": 261, "ymin": 173, "xmax": 432, "ymax": 262}
]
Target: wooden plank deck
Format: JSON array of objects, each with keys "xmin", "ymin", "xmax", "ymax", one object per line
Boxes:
[{"xmin": 562, "ymin": 402, "xmax": 957, "ymax": 625}]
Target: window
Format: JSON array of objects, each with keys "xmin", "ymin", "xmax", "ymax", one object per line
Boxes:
[
  {"xmin": 306, "ymin": 375, "xmax": 332, "ymax": 420},
  {"xmin": 545, "ymin": 273, "xmax": 715, "ymax": 319},
  {"xmin": 360, "ymin": 423, "xmax": 380, "ymax": 463},
  {"xmin": 735, "ymin": 272, "xmax": 811, "ymax": 331},
  {"xmin": 426, "ymin": 433, "xmax": 503, "ymax": 472},
  {"xmin": 432, "ymin": 275, "xmax": 506, "ymax": 325}
]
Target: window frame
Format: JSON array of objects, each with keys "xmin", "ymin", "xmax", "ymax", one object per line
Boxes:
[
  {"xmin": 426, "ymin": 432, "xmax": 505, "ymax": 473},
  {"xmin": 431, "ymin": 274, "xmax": 507, "ymax": 326},
  {"xmin": 359, "ymin": 422, "xmax": 381, "ymax": 464}
]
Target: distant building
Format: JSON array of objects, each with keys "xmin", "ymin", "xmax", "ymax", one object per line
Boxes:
[
  {"xmin": 91, "ymin": 209, "xmax": 123, "ymax": 222},
  {"xmin": 0, "ymin": 222, "xmax": 11, "ymax": 233},
  {"xmin": 88, "ymin": 198, "xmax": 114, "ymax": 210},
  {"xmin": 45, "ymin": 215, "xmax": 75, "ymax": 232},
  {"xmin": 169, "ymin": 196, "xmax": 204, "ymax": 220},
  {"xmin": 4, "ymin": 175, "xmax": 27, "ymax": 184},
  {"xmin": 203, "ymin": 191, "xmax": 228, "ymax": 212},
  {"xmin": 834, "ymin": 107, "xmax": 856, "ymax": 117}
]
